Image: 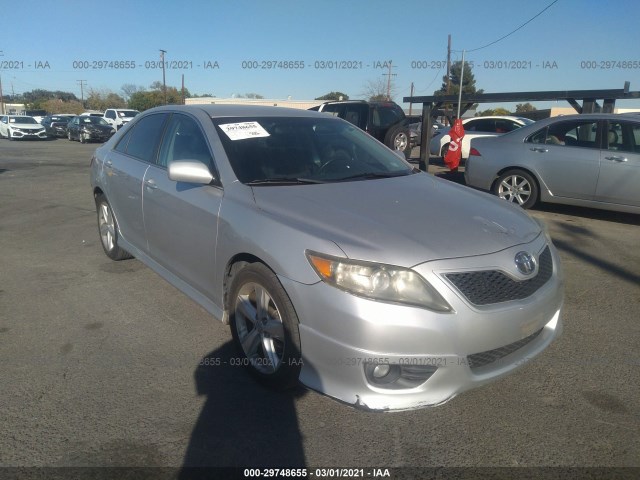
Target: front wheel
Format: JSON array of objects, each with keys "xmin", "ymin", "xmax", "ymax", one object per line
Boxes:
[
  {"xmin": 384, "ymin": 125, "xmax": 412, "ymax": 159},
  {"xmin": 229, "ymin": 263, "xmax": 302, "ymax": 390},
  {"xmin": 493, "ymin": 169, "xmax": 539, "ymax": 209},
  {"xmin": 95, "ymin": 194, "xmax": 133, "ymax": 260}
]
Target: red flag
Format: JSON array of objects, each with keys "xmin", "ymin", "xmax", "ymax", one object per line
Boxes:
[{"xmin": 444, "ymin": 119, "xmax": 465, "ymax": 171}]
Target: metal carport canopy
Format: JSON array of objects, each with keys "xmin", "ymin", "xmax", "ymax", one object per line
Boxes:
[{"xmin": 403, "ymin": 84, "xmax": 640, "ymax": 168}]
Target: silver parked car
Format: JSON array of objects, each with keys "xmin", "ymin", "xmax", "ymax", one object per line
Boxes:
[
  {"xmin": 90, "ymin": 105, "xmax": 563, "ymax": 411},
  {"xmin": 465, "ymin": 113, "xmax": 640, "ymax": 213}
]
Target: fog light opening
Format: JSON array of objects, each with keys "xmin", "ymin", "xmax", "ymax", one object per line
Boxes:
[{"xmin": 372, "ymin": 364, "xmax": 391, "ymax": 379}]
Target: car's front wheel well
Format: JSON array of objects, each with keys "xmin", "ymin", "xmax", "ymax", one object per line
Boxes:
[
  {"xmin": 93, "ymin": 187, "xmax": 104, "ymax": 200},
  {"xmin": 222, "ymin": 254, "xmax": 269, "ymax": 323},
  {"xmin": 491, "ymin": 166, "xmax": 541, "ymax": 194}
]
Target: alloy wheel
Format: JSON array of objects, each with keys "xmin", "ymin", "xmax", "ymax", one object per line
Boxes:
[{"xmin": 234, "ymin": 282, "xmax": 286, "ymax": 374}]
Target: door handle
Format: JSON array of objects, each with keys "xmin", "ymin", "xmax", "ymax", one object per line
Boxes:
[
  {"xmin": 144, "ymin": 179, "xmax": 158, "ymax": 189},
  {"xmin": 530, "ymin": 147, "xmax": 548, "ymax": 153},
  {"xmin": 604, "ymin": 156, "xmax": 628, "ymax": 162}
]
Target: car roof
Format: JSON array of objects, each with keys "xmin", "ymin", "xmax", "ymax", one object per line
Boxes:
[
  {"xmin": 532, "ymin": 113, "xmax": 640, "ymax": 125},
  {"xmin": 143, "ymin": 104, "xmax": 327, "ymax": 119},
  {"xmin": 464, "ymin": 115, "xmax": 530, "ymax": 122}
]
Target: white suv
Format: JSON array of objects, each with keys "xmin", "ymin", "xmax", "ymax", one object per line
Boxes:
[{"xmin": 103, "ymin": 108, "xmax": 139, "ymax": 130}]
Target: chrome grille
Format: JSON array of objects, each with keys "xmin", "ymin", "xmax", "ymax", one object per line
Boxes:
[
  {"xmin": 445, "ymin": 246, "xmax": 552, "ymax": 306},
  {"xmin": 467, "ymin": 328, "xmax": 543, "ymax": 370}
]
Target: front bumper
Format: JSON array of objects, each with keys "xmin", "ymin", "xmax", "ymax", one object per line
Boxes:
[
  {"xmin": 280, "ymin": 236, "xmax": 563, "ymax": 411},
  {"xmin": 10, "ymin": 129, "xmax": 47, "ymax": 139},
  {"xmin": 83, "ymin": 131, "xmax": 114, "ymax": 142}
]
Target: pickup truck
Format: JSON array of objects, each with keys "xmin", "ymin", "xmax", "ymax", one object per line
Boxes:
[
  {"xmin": 310, "ymin": 100, "xmax": 418, "ymax": 158},
  {"xmin": 103, "ymin": 108, "xmax": 140, "ymax": 130}
]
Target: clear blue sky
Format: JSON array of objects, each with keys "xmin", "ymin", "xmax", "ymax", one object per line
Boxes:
[{"xmin": 2, "ymin": 0, "xmax": 640, "ymax": 110}]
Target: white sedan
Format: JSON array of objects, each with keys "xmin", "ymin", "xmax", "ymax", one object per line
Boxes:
[
  {"xmin": 0, "ymin": 115, "xmax": 48, "ymax": 140},
  {"xmin": 430, "ymin": 116, "xmax": 535, "ymax": 159}
]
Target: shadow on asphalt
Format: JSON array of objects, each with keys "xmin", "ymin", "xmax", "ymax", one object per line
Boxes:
[{"xmin": 180, "ymin": 341, "xmax": 307, "ymax": 476}]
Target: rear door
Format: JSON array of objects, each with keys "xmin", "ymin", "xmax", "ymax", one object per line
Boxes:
[
  {"xmin": 595, "ymin": 119, "xmax": 640, "ymax": 207},
  {"xmin": 142, "ymin": 112, "xmax": 222, "ymax": 297},
  {"xmin": 104, "ymin": 112, "xmax": 169, "ymax": 252}
]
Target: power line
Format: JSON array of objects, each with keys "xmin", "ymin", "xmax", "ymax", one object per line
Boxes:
[{"xmin": 455, "ymin": 0, "xmax": 559, "ymax": 53}]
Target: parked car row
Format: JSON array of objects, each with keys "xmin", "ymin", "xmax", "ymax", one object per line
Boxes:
[{"xmin": 0, "ymin": 113, "xmax": 122, "ymax": 143}]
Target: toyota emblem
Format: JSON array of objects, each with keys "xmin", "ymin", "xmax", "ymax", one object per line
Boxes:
[{"xmin": 515, "ymin": 251, "xmax": 536, "ymax": 275}]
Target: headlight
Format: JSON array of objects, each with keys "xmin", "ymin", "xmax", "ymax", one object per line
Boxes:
[{"xmin": 306, "ymin": 251, "xmax": 452, "ymax": 312}]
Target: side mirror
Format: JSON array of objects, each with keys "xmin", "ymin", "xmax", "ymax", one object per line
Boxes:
[{"xmin": 168, "ymin": 161, "xmax": 214, "ymax": 185}]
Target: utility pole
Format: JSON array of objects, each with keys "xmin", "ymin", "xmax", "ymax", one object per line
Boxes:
[
  {"xmin": 160, "ymin": 49, "xmax": 167, "ymax": 105},
  {"xmin": 382, "ymin": 60, "xmax": 396, "ymax": 101},
  {"xmin": 446, "ymin": 34, "xmax": 451, "ymax": 95},
  {"xmin": 181, "ymin": 74, "xmax": 185, "ymax": 105},
  {"xmin": 409, "ymin": 82, "xmax": 414, "ymax": 116},
  {"xmin": 0, "ymin": 74, "xmax": 4, "ymax": 115},
  {"xmin": 77, "ymin": 80, "xmax": 87, "ymax": 106},
  {"xmin": 0, "ymin": 50, "xmax": 3, "ymax": 114}
]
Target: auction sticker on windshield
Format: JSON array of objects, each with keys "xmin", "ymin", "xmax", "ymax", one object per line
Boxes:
[{"xmin": 218, "ymin": 121, "xmax": 270, "ymax": 141}]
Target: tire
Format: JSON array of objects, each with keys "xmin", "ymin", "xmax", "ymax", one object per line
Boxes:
[
  {"xmin": 229, "ymin": 263, "xmax": 302, "ymax": 390},
  {"xmin": 80, "ymin": 132, "xmax": 86, "ymax": 144},
  {"xmin": 95, "ymin": 194, "xmax": 133, "ymax": 261},
  {"xmin": 384, "ymin": 125, "xmax": 412, "ymax": 159},
  {"xmin": 493, "ymin": 169, "xmax": 539, "ymax": 209},
  {"xmin": 440, "ymin": 143, "xmax": 450, "ymax": 158},
  {"xmin": 68, "ymin": 130, "xmax": 73, "ymax": 141}
]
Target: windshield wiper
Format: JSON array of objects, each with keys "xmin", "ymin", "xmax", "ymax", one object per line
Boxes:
[
  {"xmin": 246, "ymin": 177, "xmax": 326, "ymax": 186},
  {"xmin": 334, "ymin": 171, "xmax": 413, "ymax": 182}
]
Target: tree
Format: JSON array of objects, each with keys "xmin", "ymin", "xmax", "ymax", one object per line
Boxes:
[
  {"xmin": 362, "ymin": 77, "xmax": 395, "ymax": 101},
  {"xmin": 86, "ymin": 88, "xmax": 127, "ymax": 111},
  {"xmin": 515, "ymin": 102, "xmax": 537, "ymax": 113},
  {"xmin": 128, "ymin": 83, "xmax": 189, "ymax": 111},
  {"xmin": 493, "ymin": 107, "xmax": 511, "ymax": 115},
  {"xmin": 434, "ymin": 61, "xmax": 482, "ymax": 97},
  {"xmin": 17, "ymin": 89, "xmax": 79, "ymax": 109},
  {"xmin": 315, "ymin": 91, "xmax": 349, "ymax": 101},
  {"xmin": 41, "ymin": 99, "xmax": 84, "ymax": 115},
  {"xmin": 121, "ymin": 84, "xmax": 145, "ymax": 102}
]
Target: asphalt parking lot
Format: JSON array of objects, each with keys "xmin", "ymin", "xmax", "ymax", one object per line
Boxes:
[{"xmin": 1, "ymin": 139, "xmax": 639, "ymax": 475}]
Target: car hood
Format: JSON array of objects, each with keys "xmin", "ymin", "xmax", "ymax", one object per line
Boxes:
[
  {"xmin": 10, "ymin": 123, "xmax": 42, "ymax": 130},
  {"xmin": 251, "ymin": 173, "xmax": 541, "ymax": 267}
]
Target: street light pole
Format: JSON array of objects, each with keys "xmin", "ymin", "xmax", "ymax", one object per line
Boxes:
[{"xmin": 160, "ymin": 49, "xmax": 167, "ymax": 105}]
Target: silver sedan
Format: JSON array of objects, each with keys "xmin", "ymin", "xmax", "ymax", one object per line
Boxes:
[
  {"xmin": 465, "ymin": 113, "xmax": 640, "ymax": 213},
  {"xmin": 90, "ymin": 105, "xmax": 563, "ymax": 411}
]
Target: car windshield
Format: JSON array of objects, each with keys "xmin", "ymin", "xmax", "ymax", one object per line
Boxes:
[
  {"xmin": 118, "ymin": 111, "xmax": 138, "ymax": 118},
  {"xmin": 81, "ymin": 117, "xmax": 109, "ymax": 125},
  {"xmin": 10, "ymin": 117, "xmax": 38, "ymax": 124},
  {"xmin": 213, "ymin": 116, "xmax": 415, "ymax": 184}
]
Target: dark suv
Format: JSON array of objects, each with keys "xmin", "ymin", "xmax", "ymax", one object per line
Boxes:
[{"xmin": 309, "ymin": 100, "xmax": 417, "ymax": 158}]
